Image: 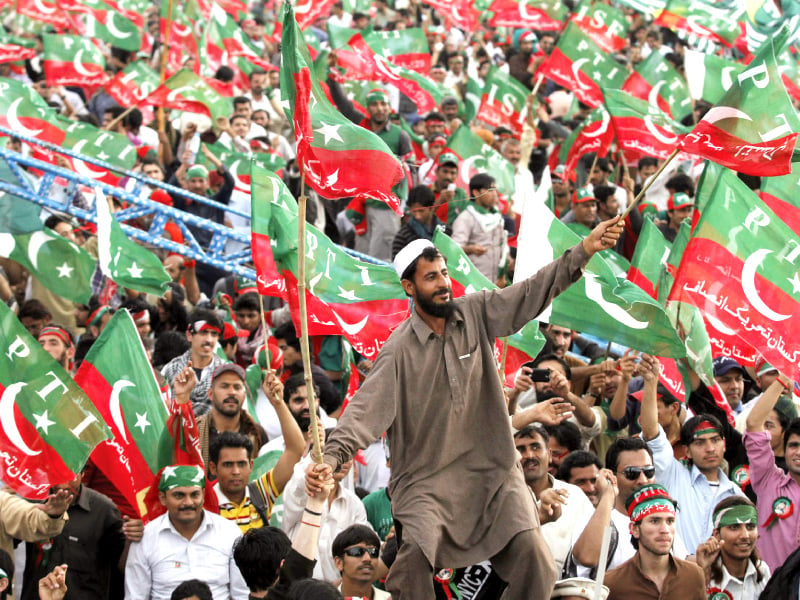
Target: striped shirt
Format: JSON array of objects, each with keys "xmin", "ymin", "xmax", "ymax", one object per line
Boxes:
[{"xmin": 214, "ymin": 468, "xmax": 279, "ymax": 533}]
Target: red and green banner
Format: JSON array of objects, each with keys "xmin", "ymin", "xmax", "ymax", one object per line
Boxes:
[
  {"xmin": 683, "ymin": 49, "xmax": 744, "ymax": 105},
  {"xmin": 476, "ymin": 66, "xmax": 529, "ymax": 136},
  {"xmin": 148, "ymin": 69, "xmax": 233, "ymax": 122},
  {"xmin": 204, "ymin": 3, "xmax": 274, "ymax": 73},
  {"xmin": 42, "ymin": 34, "xmax": 108, "ymax": 87},
  {"xmin": 75, "ymin": 310, "xmax": 172, "ymax": 521},
  {"xmin": 536, "ymin": 22, "xmax": 627, "ymax": 107},
  {"xmin": 655, "ymin": 0, "xmax": 741, "ymax": 47},
  {"xmin": 442, "ymin": 125, "xmax": 516, "ymax": 200},
  {"xmin": 68, "ymin": 0, "xmax": 142, "ymax": 52},
  {"xmin": 612, "ymin": 0, "xmax": 665, "ymax": 15},
  {"xmin": 0, "ymin": 78, "xmax": 64, "ymax": 147},
  {"xmin": 58, "ymin": 117, "xmax": 137, "ymax": 184},
  {"xmin": 0, "ymin": 33, "xmax": 37, "ymax": 64},
  {"xmin": 572, "ymin": 0, "xmax": 629, "ymax": 52},
  {"xmin": 604, "ymin": 89, "xmax": 691, "ymax": 162},
  {"xmin": 627, "ymin": 217, "xmax": 671, "ymax": 299},
  {"xmin": 201, "ymin": 142, "xmax": 285, "ymax": 196},
  {"xmin": 487, "ymin": 0, "xmax": 565, "ymax": 30},
  {"xmin": 670, "ymin": 167, "xmax": 800, "ymax": 378},
  {"xmin": 621, "ymin": 51, "xmax": 692, "ymax": 122},
  {"xmin": 418, "ymin": 0, "xmax": 480, "ymax": 32},
  {"xmin": 0, "ymin": 302, "xmax": 111, "ymax": 499},
  {"xmin": 560, "ymin": 105, "xmax": 613, "ymax": 175},
  {"xmin": 373, "ymin": 28, "xmax": 431, "ymax": 74},
  {"xmin": 16, "ymin": 0, "xmax": 69, "ymax": 30},
  {"xmin": 104, "ymin": 61, "xmax": 161, "ymax": 108},
  {"xmin": 281, "ymin": 3, "xmax": 405, "ymax": 212},
  {"xmin": 159, "ymin": 5, "xmax": 200, "ymax": 75},
  {"xmin": 294, "ymin": 0, "xmax": 338, "ymax": 29},
  {"xmin": 251, "ymin": 166, "xmax": 409, "ymax": 359},
  {"xmin": 680, "ymin": 30, "xmax": 800, "ymax": 176}
]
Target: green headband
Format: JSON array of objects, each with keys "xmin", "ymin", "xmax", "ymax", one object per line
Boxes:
[
  {"xmin": 186, "ymin": 164, "xmax": 209, "ymax": 179},
  {"xmin": 159, "ymin": 465, "xmax": 205, "ymax": 491},
  {"xmin": 366, "ymin": 88, "xmax": 389, "ymax": 104},
  {"xmin": 0, "ymin": 568, "xmax": 7, "ymax": 579},
  {"xmin": 714, "ymin": 505, "xmax": 757, "ymax": 529},
  {"xmin": 630, "ymin": 498, "xmax": 676, "ymax": 523},
  {"xmin": 693, "ymin": 420, "xmax": 720, "ymax": 439}
]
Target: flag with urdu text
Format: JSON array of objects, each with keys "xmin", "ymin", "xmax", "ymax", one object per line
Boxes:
[
  {"xmin": 487, "ymin": 0, "xmax": 565, "ymax": 30},
  {"xmin": 0, "ymin": 302, "xmax": 111, "ymax": 499},
  {"xmin": 515, "ymin": 196, "xmax": 685, "ymax": 358},
  {"xmin": 281, "ymin": 2, "xmax": 405, "ymax": 212},
  {"xmin": 0, "ymin": 33, "xmax": 36, "ymax": 64},
  {"xmin": 95, "ymin": 189, "xmax": 171, "ymax": 296},
  {"xmin": 680, "ymin": 28, "xmax": 800, "ymax": 177},
  {"xmin": 670, "ymin": 166, "xmax": 800, "ymax": 379},
  {"xmin": 251, "ymin": 165, "xmax": 409, "ymax": 359},
  {"xmin": 75, "ymin": 310, "xmax": 172, "ymax": 521}
]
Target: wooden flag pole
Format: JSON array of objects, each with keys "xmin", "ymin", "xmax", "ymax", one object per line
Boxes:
[
  {"xmin": 620, "ymin": 148, "xmax": 680, "ymax": 220},
  {"xmin": 296, "ymin": 170, "xmax": 324, "ymax": 464},
  {"xmin": 257, "ymin": 293, "xmax": 273, "ymax": 376},
  {"xmin": 498, "ymin": 337, "xmax": 509, "ymax": 383},
  {"xmin": 157, "ymin": 0, "xmax": 175, "ymax": 135},
  {"xmin": 105, "ymin": 105, "xmax": 137, "ymax": 132}
]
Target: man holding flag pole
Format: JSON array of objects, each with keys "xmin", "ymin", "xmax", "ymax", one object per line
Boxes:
[{"xmin": 305, "ymin": 217, "xmax": 623, "ymax": 599}]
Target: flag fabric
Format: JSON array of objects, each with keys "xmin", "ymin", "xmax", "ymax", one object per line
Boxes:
[
  {"xmin": 58, "ymin": 117, "xmax": 138, "ymax": 184},
  {"xmin": 201, "ymin": 142, "xmax": 286, "ymax": 196},
  {"xmin": 147, "ymin": 69, "xmax": 233, "ymax": 122},
  {"xmin": 159, "ymin": 7, "xmax": 200, "ymax": 75},
  {"xmin": 204, "ymin": 3, "xmax": 274, "ymax": 73},
  {"xmin": 280, "ymin": 3, "xmax": 405, "ymax": 212},
  {"xmin": 74, "ymin": 310, "xmax": 172, "ymax": 520},
  {"xmin": 571, "ymin": 0, "xmax": 630, "ymax": 52},
  {"xmin": 418, "ymin": 0, "xmax": 480, "ymax": 31},
  {"xmin": 627, "ymin": 218, "xmax": 671, "ymax": 299},
  {"xmin": 69, "ymin": 0, "xmax": 142, "ymax": 52},
  {"xmin": 0, "ymin": 158, "xmax": 41, "ymax": 234},
  {"xmin": 487, "ymin": 0, "xmax": 565, "ymax": 30},
  {"xmin": 612, "ymin": 0, "xmax": 665, "ymax": 14},
  {"xmin": 373, "ymin": 28, "xmax": 431, "ymax": 74},
  {"xmin": 655, "ymin": 0, "xmax": 742, "ymax": 48},
  {"xmin": 621, "ymin": 51, "xmax": 692, "ymax": 122},
  {"xmin": 16, "ymin": 0, "xmax": 69, "ymax": 29},
  {"xmin": 670, "ymin": 167, "xmax": 800, "ymax": 378},
  {"xmin": 759, "ymin": 164, "xmax": 800, "ymax": 234},
  {"xmin": 536, "ymin": 22, "xmax": 628, "ymax": 108},
  {"xmin": 0, "ymin": 229, "xmax": 95, "ymax": 304},
  {"xmin": 104, "ymin": 61, "xmax": 160, "ymax": 109},
  {"xmin": 683, "ymin": 49, "xmax": 745, "ymax": 105},
  {"xmin": 0, "ymin": 33, "xmax": 37, "ymax": 64},
  {"xmin": 251, "ymin": 166, "xmax": 409, "ymax": 359},
  {"xmin": 442, "ymin": 125, "xmax": 516, "ymax": 200},
  {"xmin": 0, "ymin": 302, "xmax": 111, "ymax": 499},
  {"xmin": 476, "ymin": 66, "xmax": 529, "ymax": 136},
  {"xmin": 560, "ymin": 105, "xmax": 614, "ymax": 175},
  {"xmin": 515, "ymin": 196, "xmax": 685, "ymax": 358},
  {"xmin": 293, "ymin": 0, "xmax": 338, "ymax": 29},
  {"xmin": 42, "ymin": 34, "xmax": 108, "ymax": 87},
  {"xmin": 95, "ymin": 189, "xmax": 171, "ymax": 296},
  {"xmin": 680, "ymin": 30, "xmax": 800, "ymax": 177},
  {"xmin": 603, "ymin": 89, "xmax": 691, "ymax": 162}
]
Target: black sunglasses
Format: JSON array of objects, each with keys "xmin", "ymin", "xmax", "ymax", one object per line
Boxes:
[
  {"xmin": 619, "ymin": 466, "xmax": 655, "ymax": 481},
  {"xmin": 343, "ymin": 546, "xmax": 379, "ymax": 559}
]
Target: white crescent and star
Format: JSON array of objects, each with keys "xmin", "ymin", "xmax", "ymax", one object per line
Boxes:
[
  {"xmin": 32, "ymin": 411, "xmax": 55, "ymax": 435},
  {"xmin": 27, "ymin": 230, "xmax": 55, "ymax": 272},
  {"xmin": 571, "ymin": 58, "xmax": 591, "ymax": 91},
  {"xmin": 644, "ymin": 116, "xmax": 679, "ymax": 145},
  {"xmin": 105, "ymin": 12, "xmax": 133, "ymax": 39},
  {"xmin": 583, "ymin": 273, "xmax": 649, "ymax": 329},
  {"xmin": 7, "ymin": 98, "xmax": 43, "ymax": 137},
  {"xmin": 703, "ymin": 106, "xmax": 752, "ymax": 125},
  {"xmin": 73, "ymin": 48, "xmax": 99, "ymax": 78},
  {"xmin": 333, "ymin": 312, "xmax": 369, "ymax": 336},
  {"xmin": 0, "ymin": 382, "xmax": 41, "ymax": 456},
  {"xmin": 134, "ymin": 411, "xmax": 150, "ymax": 434},
  {"xmin": 741, "ymin": 248, "xmax": 791, "ymax": 322},
  {"xmin": 71, "ymin": 140, "xmax": 108, "ymax": 179},
  {"xmin": 109, "ymin": 379, "xmax": 135, "ymax": 442},
  {"xmin": 582, "ymin": 109, "xmax": 610, "ymax": 138}
]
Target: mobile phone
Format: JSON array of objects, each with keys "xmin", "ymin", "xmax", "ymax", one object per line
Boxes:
[{"xmin": 530, "ymin": 369, "xmax": 551, "ymax": 382}]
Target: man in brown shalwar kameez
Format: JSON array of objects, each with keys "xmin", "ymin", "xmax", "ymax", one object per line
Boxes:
[{"xmin": 306, "ymin": 217, "xmax": 624, "ymax": 599}]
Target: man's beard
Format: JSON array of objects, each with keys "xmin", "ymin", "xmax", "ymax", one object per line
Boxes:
[
  {"xmin": 415, "ymin": 288, "xmax": 455, "ymax": 319},
  {"xmin": 293, "ymin": 410, "xmax": 311, "ymax": 432}
]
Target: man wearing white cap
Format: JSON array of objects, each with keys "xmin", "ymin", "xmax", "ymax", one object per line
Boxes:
[{"xmin": 306, "ymin": 217, "xmax": 624, "ymax": 599}]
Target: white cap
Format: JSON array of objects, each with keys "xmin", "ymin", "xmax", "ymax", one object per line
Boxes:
[
  {"xmin": 551, "ymin": 578, "xmax": 609, "ymax": 600},
  {"xmin": 393, "ymin": 239, "xmax": 435, "ymax": 279}
]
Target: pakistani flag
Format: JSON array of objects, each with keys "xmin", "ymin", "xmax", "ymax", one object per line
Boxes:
[
  {"xmin": 147, "ymin": 69, "xmax": 232, "ymax": 122},
  {"xmin": 0, "ymin": 302, "xmax": 111, "ymax": 499},
  {"xmin": 680, "ymin": 29, "xmax": 800, "ymax": 177},
  {"xmin": 96, "ymin": 189, "xmax": 170, "ymax": 296},
  {"xmin": 251, "ymin": 166, "xmax": 409, "ymax": 360},
  {"xmin": 476, "ymin": 66, "xmax": 529, "ymax": 136},
  {"xmin": 42, "ymin": 34, "xmax": 108, "ymax": 87},
  {"xmin": 670, "ymin": 167, "xmax": 800, "ymax": 378},
  {"xmin": 516, "ymin": 196, "xmax": 685, "ymax": 358},
  {"xmin": 59, "ymin": 117, "xmax": 137, "ymax": 184},
  {"xmin": 74, "ymin": 310, "xmax": 172, "ymax": 520}
]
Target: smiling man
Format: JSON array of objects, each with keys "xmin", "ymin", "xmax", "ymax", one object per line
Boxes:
[{"xmin": 332, "ymin": 525, "xmax": 389, "ymax": 600}]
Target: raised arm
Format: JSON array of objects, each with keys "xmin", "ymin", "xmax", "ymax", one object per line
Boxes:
[
  {"xmin": 746, "ymin": 373, "xmax": 791, "ymax": 432},
  {"xmin": 265, "ymin": 371, "xmax": 305, "ymax": 493},
  {"xmin": 639, "ymin": 354, "xmax": 660, "ymax": 441}
]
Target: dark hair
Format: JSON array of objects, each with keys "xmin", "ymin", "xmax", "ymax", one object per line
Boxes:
[
  {"xmin": 665, "ymin": 173, "xmax": 694, "ymax": 197},
  {"xmin": 230, "ymin": 114, "xmax": 249, "ymax": 125},
  {"xmin": 0, "ymin": 548, "xmax": 12, "ymax": 600},
  {"xmin": 680, "ymin": 413, "xmax": 724, "ymax": 447},
  {"xmin": 273, "ymin": 321, "xmax": 300, "ymax": 351},
  {"xmin": 187, "ymin": 308, "xmax": 223, "ymax": 333},
  {"xmin": 532, "ymin": 353, "xmax": 572, "ymax": 381},
  {"xmin": 638, "ymin": 157, "xmax": 658, "ymax": 170},
  {"xmin": 233, "ymin": 526, "xmax": 291, "ymax": 592},
  {"xmin": 210, "ymin": 431, "xmax": 254, "ymax": 464},
  {"xmin": 40, "ymin": 322, "xmax": 75, "ymax": 346},
  {"xmin": 558, "ymin": 450, "xmax": 601, "ymax": 481},
  {"xmin": 425, "ymin": 111, "xmax": 446, "ymax": 122},
  {"xmin": 141, "ymin": 157, "xmax": 165, "ymax": 174},
  {"xmin": 121, "ymin": 296, "xmax": 154, "ymax": 317},
  {"xmin": 656, "ymin": 383, "xmax": 680, "ymax": 406},
  {"xmin": 287, "ymin": 579, "xmax": 344, "ymax": 600},
  {"xmin": 332, "ymin": 524, "xmax": 381, "ymax": 558},
  {"xmin": 123, "ymin": 107, "xmax": 143, "ymax": 129},
  {"xmin": 283, "ymin": 372, "xmax": 319, "ymax": 403},
  {"xmin": 784, "ymin": 417, "xmax": 800, "ymax": 452},
  {"xmin": 544, "ymin": 422, "xmax": 582, "ymax": 453},
  {"xmin": 215, "ymin": 65, "xmax": 235, "ymax": 82},
  {"xmin": 400, "ymin": 245, "xmax": 444, "ymax": 282},
  {"xmin": 514, "ymin": 424, "xmax": 549, "ymax": 443},
  {"xmin": 407, "ymin": 185, "xmax": 435, "ymax": 208},
  {"xmin": 593, "ymin": 184, "xmax": 617, "ymax": 204},
  {"xmin": 233, "ymin": 95, "xmax": 252, "ymax": 107},
  {"xmin": 771, "ymin": 404, "xmax": 791, "ymax": 432},
  {"xmin": 43, "ymin": 214, "xmax": 73, "ymax": 231},
  {"xmin": 170, "ymin": 579, "xmax": 213, "ymax": 600},
  {"xmin": 469, "ymin": 173, "xmax": 495, "ymax": 197},
  {"xmin": 709, "ymin": 496, "xmax": 764, "ymax": 584},
  {"xmin": 18, "ymin": 299, "xmax": 52, "ymax": 321},
  {"xmin": 233, "ymin": 291, "xmax": 260, "ymax": 312},
  {"xmin": 248, "ymin": 68, "xmax": 267, "ymax": 81},
  {"xmin": 605, "ymin": 437, "xmax": 652, "ymax": 473},
  {"xmin": 152, "ymin": 331, "xmax": 191, "ymax": 369}
]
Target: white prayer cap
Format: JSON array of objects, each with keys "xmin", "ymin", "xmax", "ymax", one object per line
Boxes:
[
  {"xmin": 551, "ymin": 578, "xmax": 608, "ymax": 600},
  {"xmin": 393, "ymin": 239, "xmax": 435, "ymax": 279}
]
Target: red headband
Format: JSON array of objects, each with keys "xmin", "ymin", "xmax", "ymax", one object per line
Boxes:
[
  {"xmin": 87, "ymin": 305, "xmax": 110, "ymax": 328},
  {"xmin": 130, "ymin": 309, "xmax": 149, "ymax": 323},
  {"xmin": 190, "ymin": 320, "xmax": 221, "ymax": 334},
  {"xmin": 38, "ymin": 326, "xmax": 73, "ymax": 348}
]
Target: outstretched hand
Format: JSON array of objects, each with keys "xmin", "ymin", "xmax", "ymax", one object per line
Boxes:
[
  {"xmin": 38, "ymin": 564, "xmax": 68, "ymax": 600},
  {"xmin": 582, "ymin": 217, "xmax": 624, "ymax": 255}
]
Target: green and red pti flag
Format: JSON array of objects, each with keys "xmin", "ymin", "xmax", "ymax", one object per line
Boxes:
[
  {"xmin": 148, "ymin": 69, "xmax": 233, "ymax": 122},
  {"xmin": 571, "ymin": 0, "xmax": 629, "ymax": 52},
  {"xmin": 16, "ymin": 0, "xmax": 69, "ymax": 30},
  {"xmin": 680, "ymin": 30, "xmax": 800, "ymax": 176},
  {"xmin": 252, "ymin": 166, "xmax": 409, "ymax": 359},
  {"xmin": 487, "ymin": 0, "xmax": 565, "ymax": 30},
  {"xmin": 0, "ymin": 78, "xmax": 64, "ymax": 147},
  {"xmin": 104, "ymin": 61, "xmax": 161, "ymax": 108},
  {"xmin": 250, "ymin": 169, "xmax": 288, "ymax": 300},
  {"xmin": 536, "ymin": 22, "xmax": 628, "ymax": 107},
  {"xmin": 293, "ymin": 0, "xmax": 338, "ymax": 29},
  {"xmin": 561, "ymin": 105, "xmax": 613, "ymax": 175},
  {"xmin": 373, "ymin": 28, "xmax": 431, "ymax": 74},
  {"xmin": 201, "ymin": 141, "xmax": 285, "ymax": 196},
  {"xmin": 627, "ymin": 217, "xmax": 671, "ymax": 299},
  {"xmin": 0, "ymin": 302, "xmax": 111, "ymax": 499},
  {"xmin": 760, "ymin": 163, "xmax": 800, "ymax": 234},
  {"xmin": 622, "ymin": 51, "xmax": 692, "ymax": 122},
  {"xmin": 58, "ymin": 117, "xmax": 137, "ymax": 184},
  {"xmin": 442, "ymin": 125, "xmax": 516, "ymax": 199},
  {"xmin": 281, "ymin": 3, "xmax": 404, "ymax": 212},
  {"xmin": 159, "ymin": 5, "xmax": 200, "ymax": 74},
  {"xmin": 75, "ymin": 310, "xmax": 172, "ymax": 520},
  {"xmin": 670, "ymin": 167, "xmax": 800, "ymax": 379},
  {"xmin": 204, "ymin": 3, "xmax": 273, "ymax": 73},
  {"xmin": 683, "ymin": 49, "xmax": 744, "ymax": 105},
  {"xmin": 604, "ymin": 89, "xmax": 691, "ymax": 162},
  {"xmin": 0, "ymin": 33, "xmax": 36, "ymax": 64},
  {"xmin": 42, "ymin": 35, "xmax": 108, "ymax": 87},
  {"xmin": 655, "ymin": 0, "xmax": 741, "ymax": 47},
  {"xmin": 419, "ymin": 0, "xmax": 480, "ymax": 32},
  {"xmin": 68, "ymin": 0, "xmax": 142, "ymax": 53},
  {"xmin": 612, "ymin": 0, "xmax": 664, "ymax": 15},
  {"xmin": 476, "ymin": 66, "xmax": 529, "ymax": 136}
]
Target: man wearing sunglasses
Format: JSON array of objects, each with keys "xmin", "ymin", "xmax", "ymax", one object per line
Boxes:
[{"xmin": 332, "ymin": 525, "xmax": 389, "ymax": 600}]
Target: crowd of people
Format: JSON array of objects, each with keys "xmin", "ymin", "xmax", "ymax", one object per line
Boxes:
[{"xmin": 0, "ymin": 0, "xmax": 797, "ymax": 598}]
